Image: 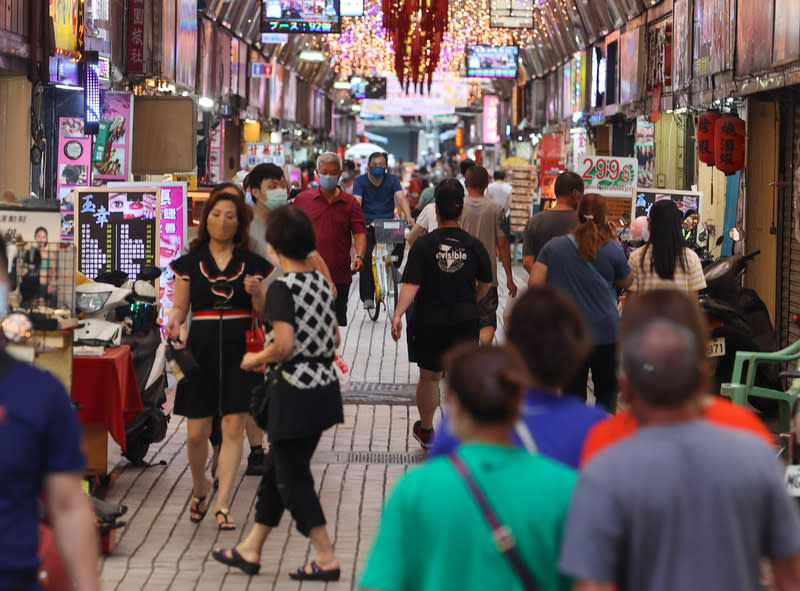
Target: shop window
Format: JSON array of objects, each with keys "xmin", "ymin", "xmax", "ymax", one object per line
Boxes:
[{"xmin": 606, "ymin": 40, "xmax": 618, "ymax": 105}]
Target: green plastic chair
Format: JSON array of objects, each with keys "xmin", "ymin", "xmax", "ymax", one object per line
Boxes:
[{"xmin": 719, "ymin": 339, "xmax": 800, "ymax": 436}]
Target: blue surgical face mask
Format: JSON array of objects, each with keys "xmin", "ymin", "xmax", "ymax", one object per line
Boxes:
[
  {"xmin": 318, "ymin": 174, "xmax": 339, "ymax": 190},
  {"xmin": 264, "ymin": 188, "xmax": 288, "ymax": 209},
  {"xmin": 370, "ymin": 166, "xmax": 386, "ymax": 178}
]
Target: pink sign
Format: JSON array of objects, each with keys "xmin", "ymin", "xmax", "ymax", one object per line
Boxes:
[
  {"xmin": 482, "ymin": 95, "xmax": 500, "ymax": 145},
  {"xmin": 109, "ymin": 182, "xmax": 187, "ymax": 329},
  {"xmin": 57, "ymin": 117, "xmax": 92, "ymax": 240},
  {"xmin": 92, "ymin": 92, "xmax": 133, "ymax": 184}
]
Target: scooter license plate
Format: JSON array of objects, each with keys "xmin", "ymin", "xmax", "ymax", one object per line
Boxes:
[
  {"xmin": 706, "ymin": 337, "xmax": 726, "ymax": 358},
  {"xmin": 786, "ymin": 465, "xmax": 800, "ymax": 497}
]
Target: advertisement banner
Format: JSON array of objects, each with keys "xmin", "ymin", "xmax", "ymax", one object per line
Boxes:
[
  {"xmin": 75, "ymin": 188, "xmax": 159, "ymax": 280},
  {"xmin": 361, "ymin": 100, "xmax": 455, "ymax": 117},
  {"xmin": 482, "ymin": 95, "xmax": 500, "ymax": 145},
  {"xmin": 634, "ymin": 188, "xmax": 701, "ymax": 219},
  {"xmin": 127, "ymin": 0, "xmax": 146, "ymax": 73},
  {"xmin": 635, "ymin": 116, "xmax": 655, "ymax": 188},
  {"xmin": 57, "ymin": 118, "xmax": 92, "ymax": 241},
  {"xmin": 50, "ymin": 0, "xmax": 80, "ymax": 52},
  {"xmin": 578, "ymin": 155, "xmax": 638, "ymax": 197},
  {"xmin": 92, "ymin": 92, "xmax": 134, "ymax": 184},
  {"xmin": 245, "ymin": 143, "xmax": 286, "ymax": 168},
  {"xmin": 176, "ymin": 0, "xmax": 198, "ymax": 89},
  {"xmin": 207, "ymin": 126, "xmax": 224, "ymax": 184},
  {"xmin": 110, "ymin": 182, "xmax": 186, "ymax": 328}
]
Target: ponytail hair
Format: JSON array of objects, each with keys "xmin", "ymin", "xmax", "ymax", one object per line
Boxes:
[{"xmin": 574, "ymin": 193, "xmax": 612, "ymax": 261}]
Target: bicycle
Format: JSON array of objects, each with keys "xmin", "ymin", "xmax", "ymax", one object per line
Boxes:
[{"xmin": 366, "ymin": 219, "xmax": 404, "ymax": 322}]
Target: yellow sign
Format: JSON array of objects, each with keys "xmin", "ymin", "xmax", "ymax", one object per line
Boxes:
[
  {"xmin": 172, "ymin": 173, "xmax": 198, "ymax": 190},
  {"xmin": 50, "ymin": 0, "xmax": 80, "ymax": 52}
]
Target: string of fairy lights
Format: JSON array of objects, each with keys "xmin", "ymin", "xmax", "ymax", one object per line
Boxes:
[{"xmin": 327, "ymin": 0, "xmax": 565, "ymax": 81}]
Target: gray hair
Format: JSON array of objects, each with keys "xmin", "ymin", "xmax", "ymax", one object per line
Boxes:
[
  {"xmin": 620, "ymin": 318, "xmax": 701, "ymax": 407},
  {"xmin": 316, "ymin": 152, "xmax": 342, "ymax": 171}
]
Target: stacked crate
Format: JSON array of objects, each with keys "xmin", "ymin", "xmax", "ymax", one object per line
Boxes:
[{"xmin": 506, "ymin": 166, "xmax": 536, "ymax": 232}]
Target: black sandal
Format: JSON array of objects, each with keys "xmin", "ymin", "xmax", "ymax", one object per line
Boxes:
[
  {"xmin": 211, "ymin": 547, "xmax": 260, "ymax": 575},
  {"xmin": 189, "ymin": 494, "xmax": 207, "ymax": 523},
  {"xmin": 215, "ymin": 508, "xmax": 236, "ymax": 531},
  {"xmin": 288, "ymin": 561, "xmax": 341, "ymax": 581}
]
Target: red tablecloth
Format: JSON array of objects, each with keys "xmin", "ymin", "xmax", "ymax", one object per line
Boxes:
[{"xmin": 73, "ymin": 345, "xmax": 143, "ymax": 451}]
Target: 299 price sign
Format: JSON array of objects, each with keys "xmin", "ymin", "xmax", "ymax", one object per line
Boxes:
[{"xmin": 580, "ymin": 156, "xmax": 638, "ymax": 197}]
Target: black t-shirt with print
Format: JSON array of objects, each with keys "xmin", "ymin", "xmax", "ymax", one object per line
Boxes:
[{"xmin": 402, "ymin": 227, "xmax": 492, "ymax": 328}]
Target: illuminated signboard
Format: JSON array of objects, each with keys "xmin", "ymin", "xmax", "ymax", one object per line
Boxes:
[
  {"xmin": 466, "ymin": 46, "xmax": 519, "ymax": 78},
  {"xmin": 261, "ymin": 0, "xmax": 341, "ymax": 34},
  {"xmin": 75, "ymin": 188, "xmax": 159, "ymax": 280}
]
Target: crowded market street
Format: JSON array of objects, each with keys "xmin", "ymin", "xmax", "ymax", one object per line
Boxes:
[{"xmin": 99, "ymin": 267, "xmax": 528, "ymax": 591}]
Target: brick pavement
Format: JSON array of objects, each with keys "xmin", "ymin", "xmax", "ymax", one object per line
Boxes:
[{"xmin": 98, "ymin": 264, "xmax": 527, "ymax": 591}]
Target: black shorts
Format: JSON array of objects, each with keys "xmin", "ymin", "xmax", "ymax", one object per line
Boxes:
[
  {"xmin": 477, "ymin": 286, "xmax": 499, "ymax": 330},
  {"xmin": 335, "ymin": 283, "xmax": 350, "ymax": 326},
  {"xmin": 413, "ymin": 320, "xmax": 479, "ymax": 373}
]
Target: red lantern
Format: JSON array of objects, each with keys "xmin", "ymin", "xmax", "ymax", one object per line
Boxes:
[
  {"xmin": 696, "ymin": 111, "xmax": 722, "ymax": 166},
  {"xmin": 714, "ymin": 114, "xmax": 745, "ymax": 175}
]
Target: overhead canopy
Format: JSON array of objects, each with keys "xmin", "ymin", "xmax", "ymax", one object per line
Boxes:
[{"xmin": 345, "ymin": 143, "xmax": 388, "ymax": 159}]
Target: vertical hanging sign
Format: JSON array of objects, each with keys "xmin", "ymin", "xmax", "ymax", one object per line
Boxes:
[
  {"xmin": 57, "ymin": 118, "xmax": 92, "ymax": 241},
  {"xmin": 127, "ymin": 0, "xmax": 146, "ymax": 73}
]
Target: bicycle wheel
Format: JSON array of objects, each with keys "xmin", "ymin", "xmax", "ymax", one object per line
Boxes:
[{"xmin": 368, "ymin": 260, "xmax": 381, "ymax": 321}]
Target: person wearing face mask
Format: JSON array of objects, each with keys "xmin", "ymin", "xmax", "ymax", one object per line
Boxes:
[
  {"xmin": 0, "ymin": 233, "xmax": 101, "ymax": 591},
  {"xmin": 340, "ymin": 159, "xmax": 357, "ymax": 194},
  {"xmin": 352, "ymin": 151, "xmax": 414, "ymax": 309},
  {"xmin": 293, "ymin": 153, "xmax": 367, "ymax": 326}
]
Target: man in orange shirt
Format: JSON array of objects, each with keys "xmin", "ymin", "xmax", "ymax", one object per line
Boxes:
[{"xmin": 580, "ymin": 289, "xmax": 773, "ymax": 467}]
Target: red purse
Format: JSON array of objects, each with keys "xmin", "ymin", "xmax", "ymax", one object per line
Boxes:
[{"xmin": 245, "ymin": 313, "xmax": 265, "ymax": 353}]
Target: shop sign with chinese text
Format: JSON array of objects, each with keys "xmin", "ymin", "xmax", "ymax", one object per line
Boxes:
[
  {"xmin": 127, "ymin": 0, "xmax": 146, "ymax": 73},
  {"xmin": 245, "ymin": 143, "xmax": 285, "ymax": 168}
]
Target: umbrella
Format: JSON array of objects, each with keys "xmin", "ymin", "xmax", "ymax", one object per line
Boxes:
[{"xmin": 345, "ymin": 143, "xmax": 387, "ymax": 159}]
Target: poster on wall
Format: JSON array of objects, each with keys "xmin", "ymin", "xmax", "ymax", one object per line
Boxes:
[
  {"xmin": 91, "ymin": 92, "xmax": 133, "ymax": 185},
  {"xmin": 57, "ymin": 118, "xmax": 92, "ymax": 240},
  {"xmin": 110, "ymin": 182, "xmax": 186, "ymax": 328},
  {"xmin": 75, "ymin": 188, "xmax": 159, "ymax": 280},
  {"xmin": 635, "ymin": 116, "xmax": 655, "ymax": 188},
  {"xmin": 634, "ymin": 188, "xmax": 701, "ymax": 219},
  {"xmin": 207, "ymin": 126, "xmax": 224, "ymax": 184},
  {"xmin": 579, "ymin": 155, "xmax": 638, "ymax": 197},
  {"xmin": 50, "ymin": 0, "xmax": 80, "ymax": 52}
]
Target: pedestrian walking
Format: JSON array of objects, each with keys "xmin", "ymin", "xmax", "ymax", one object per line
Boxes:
[
  {"xmin": 460, "ymin": 165, "xmax": 517, "ymax": 344},
  {"xmin": 430, "ymin": 285, "xmax": 608, "ymax": 468},
  {"xmin": 523, "ymin": 171, "xmax": 583, "ymax": 283},
  {"xmin": 559, "ymin": 315, "xmax": 800, "ymax": 590},
  {"xmin": 165, "ymin": 186, "xmax": 273, "ymax": 530},
  {"xmin": 340, "ymin": 158, "xmax": 357, "ymax": 194},
  {"xmin": 627, "ymin": 199, "xmax": 706, "ymax": 297},
  {"xmin": 580, "ymin": 288, "xmax": 773, "ymax": 466},
  {"xmin": 487, "ymin": 169, "xmax": 513, "ymax": 211},
  {"xmin": 293, "ymin": 152, "xmax": 367, "ymax": 326},
  {"xmin": 391, "ymin": 179, "xmax": 492, "ymax": 450},
  {"xmin": 211, "ymin": 205, "xmax": 343, "ymax": 581},
  {"xmin": 360, "ymin": 344, "xmax": 576, "ymax": 591},
  {"xmin": 530, "ymin": 194, "xmax": 632, "ymax": 411},
  {"xmin": 352, "ymin": 151, "xmax": 414, "ymax": 309},
  {"xmin": 0, "ymin": 234, "xmax": 100, "ymax": 591}
]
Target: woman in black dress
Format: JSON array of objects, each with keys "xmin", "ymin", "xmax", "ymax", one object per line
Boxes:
[
  {"xmin": 211, "ymin": 205, "xmax": 344, "ymax": 581},
  {"xmin": 165, "ymin": 188, "xmax": 272, "ymax": 530}
]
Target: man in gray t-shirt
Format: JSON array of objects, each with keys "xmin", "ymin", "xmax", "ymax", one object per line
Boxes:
[
  {"xmin": 559, "ymin": 317, "xmax": 800, "ymax": 591},
  {"xmin": 522, "ymin": 171, "xmax": 583, "ymax": 283}
]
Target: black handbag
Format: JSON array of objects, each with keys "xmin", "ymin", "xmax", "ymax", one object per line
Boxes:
[{"xmin": 250, "ymin": 364, "xmax": 281, "ymax": 430}]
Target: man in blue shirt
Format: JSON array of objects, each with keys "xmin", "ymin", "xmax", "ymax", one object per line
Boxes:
[
  {"xmin": 0, "ymin": 235, "xmax": 100, "ymax": 591},
  {"xmin": 352, "ymin": 151, "xmax": 414, "ymax": 308}
]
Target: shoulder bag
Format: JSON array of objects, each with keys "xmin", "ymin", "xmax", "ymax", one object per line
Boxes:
[
  {"xmin": 449, "ymin": 452, "xmax": 539, "ymax": 591},
  {"xmin": 566, "ymin": 233, "xmax": 618, "ymax": 311}
]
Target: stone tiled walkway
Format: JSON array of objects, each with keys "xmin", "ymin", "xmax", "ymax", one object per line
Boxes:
[{"xmin": 98, "ymin": 264, "xmax": 527, "ymax": 590}]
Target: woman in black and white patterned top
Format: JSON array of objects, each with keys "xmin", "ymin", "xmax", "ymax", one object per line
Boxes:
[{"xmin": 212, "ymin": 205, "xmax": 344, "ymax": 582}]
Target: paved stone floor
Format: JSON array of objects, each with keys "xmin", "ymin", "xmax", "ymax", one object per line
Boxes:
[{"xmin": 98, "ymin": 263, "xmax": 527, "ymax": 590}]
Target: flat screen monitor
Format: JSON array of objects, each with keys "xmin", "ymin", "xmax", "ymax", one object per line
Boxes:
[
  {"xmin": 465, "ymin": 45, "xmax": 519, "ymax": 78},
  {"xmin": 350, "ymin": 76, "xmax": 386, "ymax": 99},
  {"xmin": 340, "ymin": 0, "xmax": 364, "ymax": 16},
  {"xmin": 261, "ymin": 0, "xmax": 340, "ymax": 34}
]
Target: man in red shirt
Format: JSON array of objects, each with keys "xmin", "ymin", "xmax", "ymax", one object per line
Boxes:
[{"xmin": 293, "ymin": 152, "xmax": 368, "ymax": 326}]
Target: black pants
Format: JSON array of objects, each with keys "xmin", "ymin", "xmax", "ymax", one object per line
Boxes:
[
  {"xmin": 255, "ymin": 433, "xmax": 326, "ymax": 537},
  {"xmin": 335, "ymin": 283, "xmax": 350, "ymax": 326},
  {"xmin": 566, "ymin": 342, "xmax": 618, "ymax": 412},
  {"xmin": 358, "ymin": 226, "xmax": 405, "ymax": 302}
]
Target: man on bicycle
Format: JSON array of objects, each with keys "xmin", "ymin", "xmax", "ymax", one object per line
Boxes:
[{"xmin": 352, "ymin": 152, "xmax": 414, "ymax": 310}]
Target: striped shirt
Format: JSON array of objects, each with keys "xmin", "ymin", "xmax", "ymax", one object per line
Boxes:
[{"xmin": 628, "ymin": 246, "xmax": 707, "ymax": 293}]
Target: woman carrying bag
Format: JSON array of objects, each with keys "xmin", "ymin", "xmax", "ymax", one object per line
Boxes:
[
  {"xmin": 530, "ymin": 194, "xmax": 632, "ymax": 411},
  {"xmin": 165, "ymin": 187, "xmax": 273, "ymax": 531},
  {"xmin": 212, "ymin": 205, "xmax": 344, "ymax": 581}
]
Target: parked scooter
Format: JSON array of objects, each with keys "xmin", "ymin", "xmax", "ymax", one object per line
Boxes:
[
  {"xmin": 75, "ymin": 267, "xmax": 169, "ymax": 464},
  {"xmin": 700, "ymin": 229, "xmax": 780, "ymax": 395}
]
